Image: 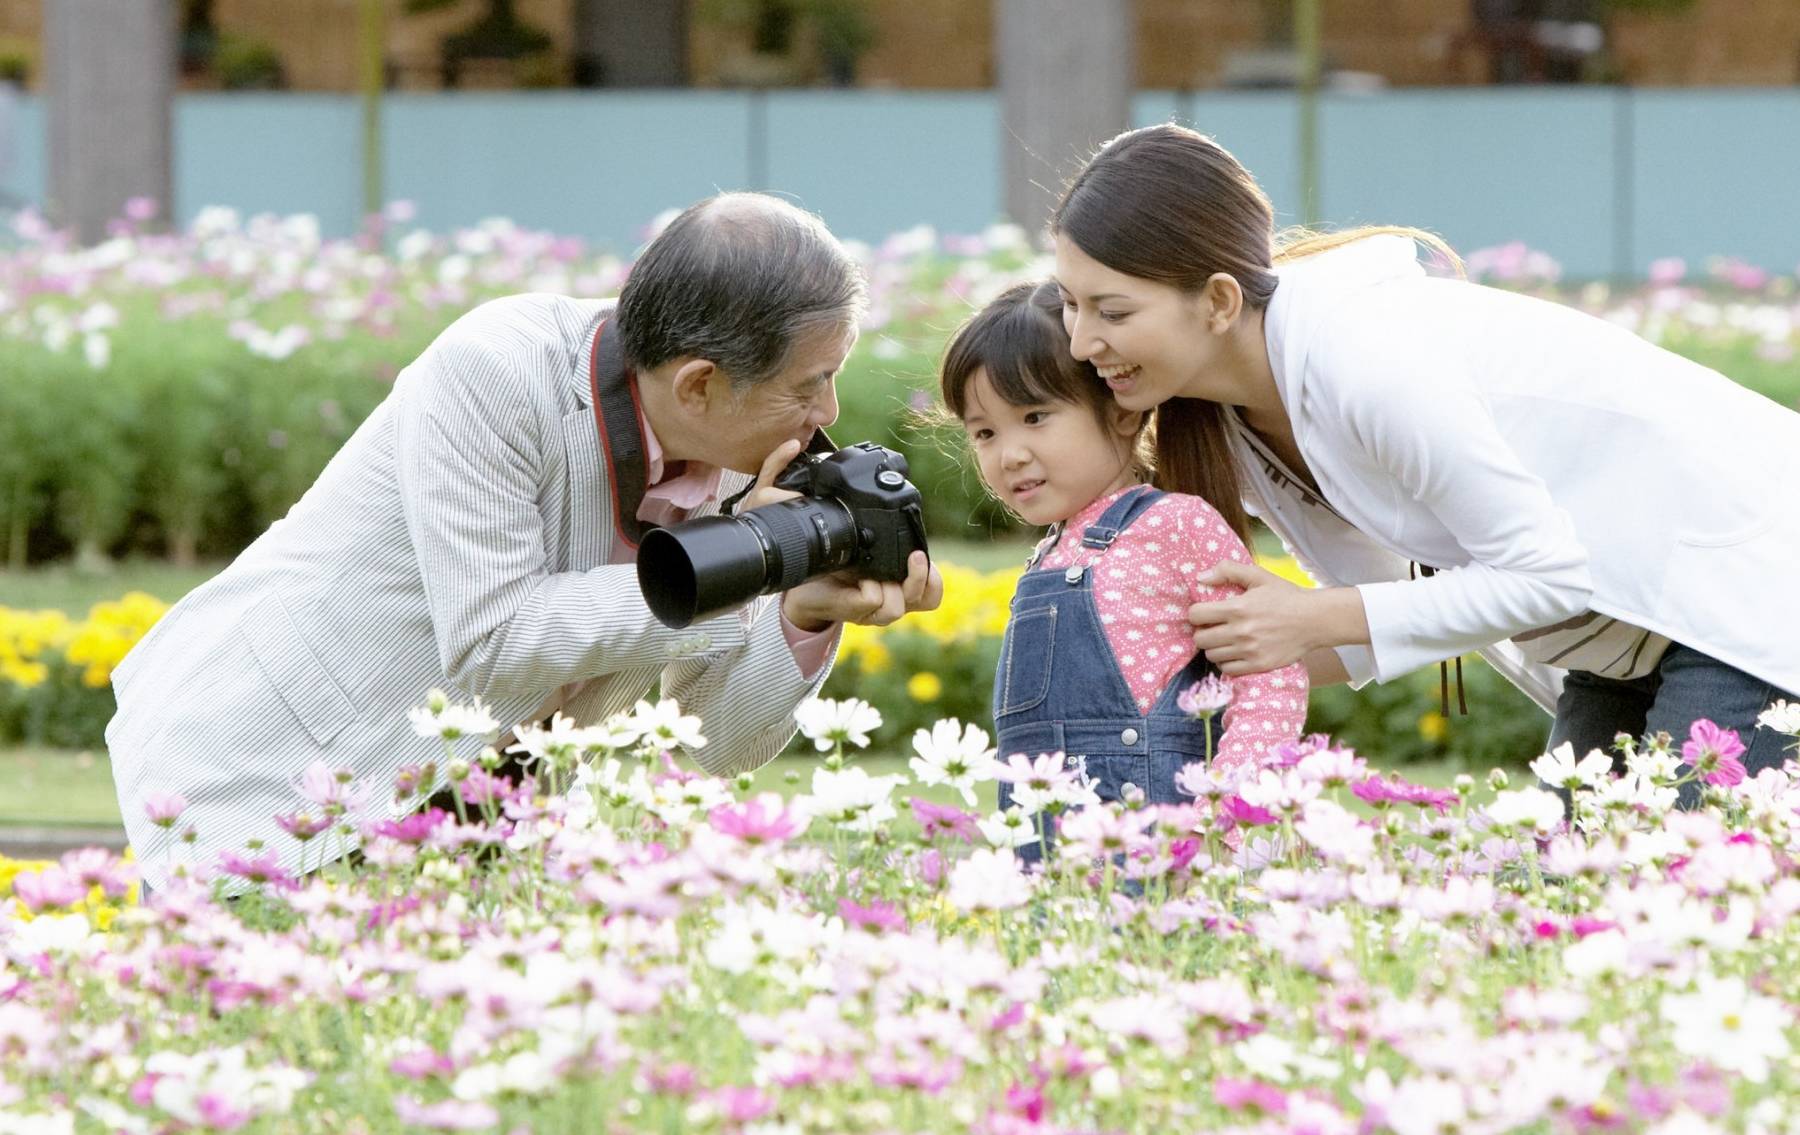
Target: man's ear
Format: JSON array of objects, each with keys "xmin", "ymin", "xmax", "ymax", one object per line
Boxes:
[
  {"xmin": 1202, "ymin": 272, "xmax": 1245, "ymax": 334},
  {"xmin": 669, "ymin": 358, "xmax": 722, "ymax": 416}
]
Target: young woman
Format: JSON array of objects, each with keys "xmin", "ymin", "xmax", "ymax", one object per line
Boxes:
[
  {"xmin": 1049, "ymin": 123, "xmax": 1800, "ymax": 778},
  {"xmin": 940, "ymin": 280, "xmax": 1307, "ymax": 859}
]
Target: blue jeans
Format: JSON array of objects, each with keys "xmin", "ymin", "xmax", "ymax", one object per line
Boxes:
[{"xmin": 1548, "ymin": 642, "xmax": 1797, "ymax": 802}]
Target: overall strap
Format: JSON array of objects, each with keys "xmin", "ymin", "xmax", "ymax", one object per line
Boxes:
[{"xmin": 1080, "ymin": 484, "xmax": 1163, "ymax": 551}]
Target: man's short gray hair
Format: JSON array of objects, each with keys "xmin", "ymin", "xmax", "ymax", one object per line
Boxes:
[{"xmin": 614, "ymin": 193, "xmax": 867, "ymax": 391}]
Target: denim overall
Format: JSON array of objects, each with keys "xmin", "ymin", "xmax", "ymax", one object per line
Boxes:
[{"xmin": 993, "ymin": 486, "xmax": 1223, "ymax": 864}]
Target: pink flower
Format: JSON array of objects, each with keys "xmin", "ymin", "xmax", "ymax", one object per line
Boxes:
[
  {"xmin": 710, "ymin": 1086, "xmax": 773, "ymax": 1124},
  {"xmin": 1647, "ymin": 257, "xmax": 1686, "ymax": 287},
  {"xmin": 1215, "ymin": 1077, "xmax": 1289, "ymax": 1115},
  {"xmin": 124, "ymin": 196, "xmax": 159, "ymax": 222},
  {"xmin": 909, "ymin": 797, "xmax": 979, "ymax": 843},
  {"xmin": 644, "ymin": 1062, "xmax": 698, "ymax": 1096},
  {"xmin": 389, "ymin": 1047, "xmax": 455, "ymax": 1081},
  {"xmin": 393, "ymin": 1096, "xmax": 499, "ymax": 1131},
  {"xmin": 59, "ymin": 847, "xmax": 138, "ymax": 899},
  {"xmin": 709, "ymin": 794, "xmax": 805, "ymax": 845},
  {"xmin": 457, "ymin": 767, "xmax": 514, "ymax": 807},
  {"xmin": 216, "ymin": 850, "xmax": 299, "ymax": 892},
  {"xmin": 1003, "ymin": 1079, "xmax": 1047, "ymax": 1122},
  {"xmin": 837, "ymin": 896, "xmax": 906, "ymax": 933},
  {"xmin": 1682, "ymin": 719, "xmax": 1748, "ymax": 786},
  {"xmin": 12, "ymin": 865, "xmax": 86, "ymax": 912},
  {"xmin": 275, "ymin": 812, "xmax": 332, "ymax": 842},
  {"xmin": 144, "ymin": 791, "xmax": 189, "ymax": 828},
  {"xmin": 1178, "ymin": 674, "xmax": 1233, "ymax": 716},
  {"xmin": 297, "ymin": 761, "xmax": 356, "ymax": 812}
]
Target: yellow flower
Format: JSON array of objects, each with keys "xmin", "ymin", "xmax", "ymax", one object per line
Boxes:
[
  {"xmin": 1418, "ymin": 710, "xmax": 1448, "ymax": 744},
  {"xmin": 1, "ymin": 592, "xmax": 167, "ymax": 691},
  {"xmin": 907, "ymin": 671, "xmax": 943, "ymax": 702},
  {"xmin": 1255, "ymin": 553, "xmax": 1317, "ymax": 589}
]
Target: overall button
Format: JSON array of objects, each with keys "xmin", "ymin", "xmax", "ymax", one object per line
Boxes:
[{"xmin": 1120, "ymin": 728, "xmax": 1139, "ymax": 746}]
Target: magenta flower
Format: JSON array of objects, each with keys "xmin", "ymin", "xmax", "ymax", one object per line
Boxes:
[
  {"xmin": 1681, "ymin": 719, "xmax": 1748, "ymax": 786},
  {"xmin": 1221, "ymin": 796, "xmax": 1279, "ymax": 827},
  {"xmin": 143, "ymin": 791, "xmax": 189, "ymax": 828},
  {"xmin": 837, "ymin": 896, "xmax": 906, "ymax": 933},
  {"xmin": 1003, "ymin": 1079, "xmax": 1047, "ymax": 1123},
  {"xmin": 370, "ymin": 808, "xmax": 449, "ymax": 845},
  {"xmin": 909, "ymin": 797, "xmax": 979, "ymax": 843},
  {"xmin": 1351, "ymin": 775, "xmax": 1459, "ymax": 812},
  {"xmin": 709, "ymin": 794, "xmax": 805, "ymax": 844}
]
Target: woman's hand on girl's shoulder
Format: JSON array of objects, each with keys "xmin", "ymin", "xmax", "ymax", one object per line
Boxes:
[{"xmin": 1189, "ymin": 562, "xmax": 1367, "ymax": 676}]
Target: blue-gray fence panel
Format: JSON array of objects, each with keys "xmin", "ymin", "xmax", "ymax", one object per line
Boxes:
[
  {"xmin": 8, "ymin": 89, "xmax": 1800, "ymax": 275},
  {"xmin": 0, "ymin": 89, "xmax": 44, "ymax": 208},
  {"xmin": 176, "ymin": 94, "xmax": 364, "ymax": 235},
  {"xmin": 383, "ymin": 91, "xmax": 754, "ymax": 253},
  {"xmin": 762, "ymin": 91, "xmax": 999, "ymax": 243},
  {"xmin": 1318, "ymin": 89, "xmax": 1620, "ymax": 279},
  {"xmin": 1629, "ymin": 89, "xmax": 1800, "ymax": 275}
]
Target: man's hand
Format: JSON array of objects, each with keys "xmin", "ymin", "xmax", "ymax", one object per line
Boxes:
[
  {"xmin": 783, "ymin": 550, "xmax": 943, "ymax": 632},
  {"xmin": 740, "ymin": 439, "xmax": 806, "ymax": 514},
  {"xmin": 1189, "ymin": 561, "xmax": 1368, "ymax": 676}
]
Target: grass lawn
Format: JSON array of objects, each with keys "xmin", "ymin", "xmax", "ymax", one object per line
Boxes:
[
  {"xmin": 0, "ymin": 743, "xmax": 1494, "ymax": 832},
  {"xmin": 0, "ymin": 746, "xmax": 126, "ymax": 826},
  {"xmin": 0, "ymin": 559, "xmax": 226, "ymax": 614}
]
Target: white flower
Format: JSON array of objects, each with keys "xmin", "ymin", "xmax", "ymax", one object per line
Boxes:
[
  {"xmin": 1660, "ymin": 974, "xmax": 1791, "ymax": 1083},
  {"xmin": 1530, "ymin": 742, "xmax": 1613, "ymax": 791},
  {"xmin": 407, "ymin": 696, "xmax": 499, "ymax": 742},
  {"xmin": 0, "ymin": 1111, "xmax": 75, "ymax": 1135},
  {"xmin": 506, "ymin": 712, "xmax": 593, "ymax": 765},
  {"xmin": 1295, "ymin": 799, "xmax": 1374, "ymax": 865},
  {"xmin": 1561, "ymin": 930, "xmax": 1629, "ymax": 979},
  {"xmin": 801, "ymin": 767, "xmax": 903, "ymax": 833},
  {"xmin": 908, "ymin": 719, "xmax": 997, "ymax": 807},
  {"xmin": 793, "ymin": 697, "xmax": 882, "ymax": 751},
  {"xmin": 978, "ymin": 807, "xmax": 1040, "ymax": 849},
  {"xmin": 947, "ymin": 848, "xmax": 1033, "ymax": 912},
  {"xmin": 628, "ymin": 698, "xmax": 707, "ymax": 751},
  {"xmin": 1485, "ymin": 787, "xmax": 1566, "ymax": 835},
  {"xmin": 1758, "ymin": 699, "xmax": 1800, "ymax": 735},
  {"xmin": 1624, "ymin": 746, "xmax": 1684, "ymax": 783},
  {"xmin": 705, "ymin": 901, "xmax": 834, "ymax": 975},
  {"xmin": 82, "ymin": 332, "xmax": 110, "ymax": 370}
]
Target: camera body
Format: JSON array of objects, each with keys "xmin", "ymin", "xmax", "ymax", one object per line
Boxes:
[
  {"xmin": 636, "ymin": 442, "xmax": 929, "ymax": 628},
  {"xmin": 769, "ymin": 442, "xmax": 927, "ymax": 585}
]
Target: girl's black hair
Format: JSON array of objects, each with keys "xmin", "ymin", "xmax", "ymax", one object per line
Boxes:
[{"xmin": 939, "ymin": 280, "xmax": 1117, "ymax": 427}]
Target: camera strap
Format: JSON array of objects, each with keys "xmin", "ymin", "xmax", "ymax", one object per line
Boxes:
[
  {"xmin": 587, "ymin": 317, "xmax": 655, "ymax": 550},
  {"xmin": 587, "ymin": 316, "xmax": 837, "ymax": 548}
]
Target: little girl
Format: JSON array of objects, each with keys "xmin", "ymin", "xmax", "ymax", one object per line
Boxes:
[{"xmin": 940, "ymin": 281, "xmax": 1308, "ymax": 859}]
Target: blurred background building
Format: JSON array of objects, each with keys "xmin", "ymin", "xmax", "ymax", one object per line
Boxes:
[{"xmin": 0, "ymin": 0, "xmax": 1797, "ymax": 274}]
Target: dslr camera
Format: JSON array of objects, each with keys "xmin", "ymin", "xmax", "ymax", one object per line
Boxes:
[{"xmin": 637, "ymin": 442, "xmax": 929, "ymax": 629}]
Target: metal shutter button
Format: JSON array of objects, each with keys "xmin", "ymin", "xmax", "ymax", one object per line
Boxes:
[{"xmin": 1120, "ymin": 728, "xmax": 1139, "ymax": 746}]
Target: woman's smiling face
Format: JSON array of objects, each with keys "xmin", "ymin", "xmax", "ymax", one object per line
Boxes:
[{"xmin": 1054, "ymin": 234, "xmax": 1230, "ymax": 412}]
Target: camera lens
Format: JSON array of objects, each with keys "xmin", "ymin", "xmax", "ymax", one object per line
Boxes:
[{"xmin": 637, "ymin": 498, "xmax": 860, "ymax": 628}]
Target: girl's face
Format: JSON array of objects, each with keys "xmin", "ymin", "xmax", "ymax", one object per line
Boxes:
[
  {"xmin": 961, "ymin": 368, "xmax": 1141, "ymax": 527},
  {"xmin": 1053, "ymin": 234, "xmax": 1232, "ymax": 411}
]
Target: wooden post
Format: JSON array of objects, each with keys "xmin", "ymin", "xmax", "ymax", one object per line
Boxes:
[
  {"xmin": 996, "ymin": 0, "xmax": 1133, "ymax": 235},
  {"xmin": 45, "ymin": 0, "xmax": 177, "ymax": 243},
  {"xmin": 1296, "ymin": 0, "xmax": 1322, "ymax": 225},
  {"xmin": 360, "ymin": 0, "xmax": 385, "ymax": 220}
]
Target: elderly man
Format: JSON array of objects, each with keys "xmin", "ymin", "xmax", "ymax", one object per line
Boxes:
[{"xmin": 108, "ymin": 193, "xmax": 941, "ymax": 890}]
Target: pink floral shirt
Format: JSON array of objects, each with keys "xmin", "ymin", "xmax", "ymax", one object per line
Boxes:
[{"xmin": 1034, "ymin": 486, "xmax": 1310, "ymax": 775}]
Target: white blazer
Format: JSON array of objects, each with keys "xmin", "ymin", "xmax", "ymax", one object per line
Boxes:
[
  {"xmin": 107, "ymin": 294, "xmax": 834, "ymax": 890},
  {"xmin": 1236, "ymin": 236, "xmax": 1800, "ymax": 713}
]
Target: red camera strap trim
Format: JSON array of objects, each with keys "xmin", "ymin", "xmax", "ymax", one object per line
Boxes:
[{"xmin": 587, "ymin": 317, "xmax": 652, "ymax": 551}]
